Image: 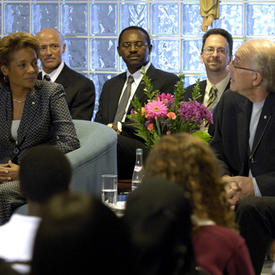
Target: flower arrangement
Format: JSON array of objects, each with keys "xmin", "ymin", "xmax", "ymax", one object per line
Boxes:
[{"xmin": 128, "ymin": 68, "xmax": 213, "ymax": 149}]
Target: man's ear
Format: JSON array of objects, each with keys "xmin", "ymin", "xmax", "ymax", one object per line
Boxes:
[
  {"xmin": 148, "ymin": 44, "xmax": 152, "ymax": 55},
  {"xmin": 200, "ymin": 52, "xmax": 204, "ymax": 64},
  {"xmin": 228, "ymin": 55, "xmax": 232, "ymax": 65},
  {"xmin": 1, "ymin": 65, "xmax": 8, "ymax": 76},
  {"xmin": 62, "ymin": 43, "xmax": 66, "ymax": 54},
  {"xmin": 252, "ymin": 71, "xmax": 263, "ymax": 87},
  {"xmin": 117, "ymin": 46, "xmax": 122, "ymax": 57}
]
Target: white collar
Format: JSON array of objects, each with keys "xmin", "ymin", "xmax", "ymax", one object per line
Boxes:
[{"xmin": 41, "ymin": 62, "xmax": 64, "ymax": 82}]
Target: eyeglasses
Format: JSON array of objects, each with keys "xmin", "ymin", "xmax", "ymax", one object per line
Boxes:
[
  {"xmin": 120, "ymin": 41, "xmax": 148, "ymax": 49},
  {"xmin": 230, "ymin": 58, "xmax": 258, "ymax": 72},
  {"xmin": 203, "ymin": 47, "xmax": 226, "ymax": 55}
]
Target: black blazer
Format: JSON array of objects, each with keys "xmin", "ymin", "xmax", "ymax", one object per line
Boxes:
[
  {"xmin": 0, "ymin": 80, "xmax": 80, "ymax": 164},
  {"xmin": 38, "ymin": 64, "xmax": 95, "ymax": 120},
  {"xmin": 184, "ymin": 79, "xmax": 230, "ymax": 136},
  {"xmin": 211, "ymin": 90, "xmax": 275, "ymax": 196},
  {"xmin": 95, "ymin": 64, "xmax": 179, "ymax": 137}
]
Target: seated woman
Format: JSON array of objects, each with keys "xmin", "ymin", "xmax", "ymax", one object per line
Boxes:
[
  {"xmin": 144, "ymin": 133, "xmax": 255, "ymax": 275},
  {"xmin": 0, "ymin": 32, "xmax": 80, "ymax": 224}
]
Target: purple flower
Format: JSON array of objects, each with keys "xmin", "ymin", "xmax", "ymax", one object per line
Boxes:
[{"xmin": 178, "ymin": 101, "xmax": 213, "ymax": 124}]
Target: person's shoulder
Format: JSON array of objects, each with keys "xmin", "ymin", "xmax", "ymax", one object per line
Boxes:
[
  {"xmin": 61, "ymin": 64, "xmax": 94, "ymax": 85},
  {"xmin": 194, "ymin": 225, "xmax": 245, "ymax": 246},
  {"xmin": 103, "ymin": 72, "xmax": 125, "ymax": 86},
  {"xmin": 34, "ymin": 80, "xmax": 65, "ymax": 98},
  {"xmin": 149, "ymin": 65, "xmax": 179, "ymax": 80}
]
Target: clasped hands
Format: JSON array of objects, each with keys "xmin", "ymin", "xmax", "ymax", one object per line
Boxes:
[
  {"xmin": 107, "ymin": 123, "xmax": 121, "ymax": 135},
  {"xmin": 0, "ymin": 160, "xmax": 19, "ymax": 183},
  {"xmin": 223, "ymin": 176, "xmax": 255, "ymax": 206}
]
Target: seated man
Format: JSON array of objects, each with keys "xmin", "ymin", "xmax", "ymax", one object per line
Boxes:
[
  {"xmin": 95, "ymin": 26, "xmax": 179, "ymax": 179},
  {"xmin": 210, "ymin": 38, "xmax": 275, "ymax": 275},
  {"xmin": 0, "ymin": 145, "xmax": 71, "ymax": 273},
  {"xmin": 37, "ymin": 28, "xmax": 95, "ymax": 120},
  {"xmin": 184, "ymin": 28, "xmax": 232, "ymax": 136}
]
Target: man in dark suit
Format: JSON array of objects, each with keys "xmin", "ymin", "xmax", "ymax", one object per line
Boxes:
[
  {"xmin": 37, "ymin": 28, "xmax": 95, "ymax": 120},
  {"xmin": 184, "ymin": 28, "xmax": 232, "ymax": 136},
  {"xmin": 211, "ymin": 39, "xmax": 275, "ymax": 275},
  {"xmin": 95, "ymin": 26, "xmax": 179, "ymax": 179}
]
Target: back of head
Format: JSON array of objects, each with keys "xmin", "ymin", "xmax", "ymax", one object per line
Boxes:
[
  {"xmin": 124, "ymin": 178, "xmax": 198, "ymax": 275},
  {"xmin": 19, "ymin": 145, "xmax": 71, "ymax": 204},
  {"xmin": 144, "ymin": 133, "xmax": 235, "ymax": 228},
  {"xmin": 31, "ymin": 193, "xmax": 133, "ymax": 275}
]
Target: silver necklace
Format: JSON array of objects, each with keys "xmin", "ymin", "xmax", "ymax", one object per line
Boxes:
[{"xmin": 13, "ymin": 98, "xmax": 25, "ymax": 103}]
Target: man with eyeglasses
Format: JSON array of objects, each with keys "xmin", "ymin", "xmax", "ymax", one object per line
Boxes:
[
  {"xmin": 95, "ymin": 26, "xmax": 179, "ymax": 180},
  {"xmin": 211, "ymin": 39, "xmax": 275, "ymax": 275},
  {"xmin": 184, "ymin": 28, "xmax": 232, "ymax": 136},
  {"xmin": 37, "ymin": 28, "xmax": 95, "ymax": 120}
]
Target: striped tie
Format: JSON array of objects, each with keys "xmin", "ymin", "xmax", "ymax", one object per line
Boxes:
[
  {"xmin": 207, "ymin": 86, "xmax": 218, "ymax": 110},
  {"xmin": 113, "ymin": 75, "xmax": 134, "ymax": 123},
  {"xmin": 43, "ymin": 74, "xmax": 51, "ymax": 81}
]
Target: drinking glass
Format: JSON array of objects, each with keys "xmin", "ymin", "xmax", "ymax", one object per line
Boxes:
[{"xmin": 101, "ymin": 174, "xmax": 117, "ymax": 207}]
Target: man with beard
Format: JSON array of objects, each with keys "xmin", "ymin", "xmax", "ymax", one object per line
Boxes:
[
  {"xmin": 95, "ymin": 26, "xmax": 179, "ymax": 180},
  {"xmin": 184, "ymin": 28, "xmax": 232, "ymax": 135}
]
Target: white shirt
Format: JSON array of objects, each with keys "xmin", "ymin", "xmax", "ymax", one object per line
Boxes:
[
  {"xmin": 118, "ymin": 62, "xmax": 151, "ymax": 122},
  {"xmin": 41, "ymin": 62, "xmax": 64, "ymax": 82},
  {"xmin": 203, "ymin": 74, "xmax": 230, "ymax": 110},
  {"xmin": 0, "ymin": 214, "xmax": 41, "ymax": 273}
]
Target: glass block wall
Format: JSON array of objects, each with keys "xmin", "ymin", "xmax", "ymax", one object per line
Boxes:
[{"xmin": 1, "ymin": 0, "xmax": 275, "ymax": 108}]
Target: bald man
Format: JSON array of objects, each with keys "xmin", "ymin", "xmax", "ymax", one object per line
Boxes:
[
  {"xmin": 37, "ymin": 28, "xmax": 95, "ymax": 120},
  {"xmin": 211, "ymin": 39, "xmax": 275, "ymax": 274}
]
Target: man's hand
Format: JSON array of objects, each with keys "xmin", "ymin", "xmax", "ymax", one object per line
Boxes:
[
  {"xmin": 223, "ymin": 176, "xmax": 254, "ymax": 206},
  {"xmin": 111, "ymin": 123, "xmax": 121, "ymax": 135},
  {"xmin": 0, "ymin": 160, "xmax": 19, "ymax": 182}
]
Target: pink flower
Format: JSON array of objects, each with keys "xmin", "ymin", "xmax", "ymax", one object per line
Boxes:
[
  {"xmin": 145, "ymin": 100, "xmax": 168, "ymax": 119},
  {"xmin": 156, "ymin": 93, "xmax": 174, "ymax": 103},
  {"xmin": 166, "ymin": 130, "xmax": 171, "ymax": 135},
  {"xmin": 167, "ymin": 112, "xmax": 176, "ymax": 120},
  {"xmin": 147, "ymin": 123, "xmax": 154, "ymax": 131}
]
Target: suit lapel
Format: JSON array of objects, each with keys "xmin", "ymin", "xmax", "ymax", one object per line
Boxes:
[
  {"xmin": 236, "ymin": 95, "xmax": 252, "ymax": 174},
  {"xmin": 38, "ymin": 72, "xmax": 42, "ymax": 80},
  {"xmin": 251, "ymin": 93, "xmax": 274, "ymax": 154},
  {"xmin": 110, "ymin": 73, "xmax": 127, "ymax": 119},
  {"xmin": 17, "ymin": 87, "xmax": 40, "ymax": 145}
]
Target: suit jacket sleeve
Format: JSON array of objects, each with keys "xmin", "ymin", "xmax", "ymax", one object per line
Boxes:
[{"xmin": 49, "ymin": 84, "xmax": 80, "ymax": 153}]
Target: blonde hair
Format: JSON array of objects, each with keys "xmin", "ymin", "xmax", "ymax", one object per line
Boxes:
[
  {"xmin": 145, "ymin": 133, "xmax": 235, "ymax": 229},
  {"xmin": 0, "ymin": 32, "xmax": 40, "ymax": 83}
]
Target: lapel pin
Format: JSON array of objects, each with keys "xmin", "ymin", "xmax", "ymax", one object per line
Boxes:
[{"xmin": 32, "ymin": 101, "xmax": 35, "ymax": 105}]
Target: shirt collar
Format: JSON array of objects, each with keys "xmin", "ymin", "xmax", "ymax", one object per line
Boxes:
[
  {"xmin": 206, "ymin": 73, "xmax": 230, "ymax": 94},
  {"xmin": 126, "ymin": 62, "xmax": 151, "ymax": 84},
  {"xmin": 41, "ymin": 62, "xmax": 64, "ymax": 82}
]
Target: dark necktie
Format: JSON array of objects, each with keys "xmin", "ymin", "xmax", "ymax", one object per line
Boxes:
[
  {"xmin": 43, "ymin": 74, "xmax": 51, "ymax": 81},
  {"xmin": 114, "ymin": 75, "xmax": 134, "ymax": 123},
  {"xmin": 207, "ymin": 86, "xmax": 218, "ymax": 111}
]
